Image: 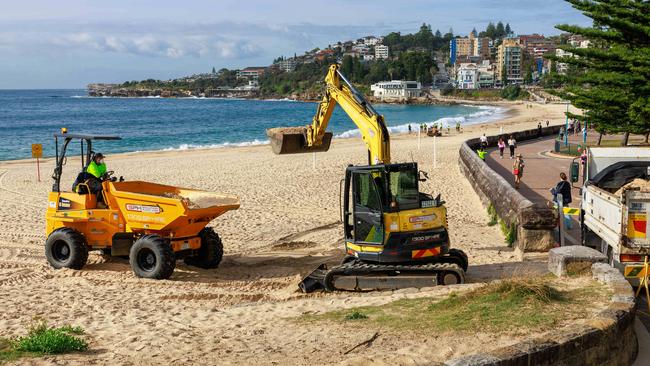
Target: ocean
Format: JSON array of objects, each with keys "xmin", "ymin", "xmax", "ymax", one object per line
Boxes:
[{"xmin": 0, "ymin": 89, "xmax": 505, "ymax": 161}]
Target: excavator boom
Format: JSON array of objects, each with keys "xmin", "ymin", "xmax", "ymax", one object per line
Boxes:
[{"xmin": 267, "ymin": 64, "xmax": 390, "ymax": 165}]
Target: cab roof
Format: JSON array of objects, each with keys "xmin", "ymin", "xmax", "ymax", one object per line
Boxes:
[{"xmin": 54, "ymin": 132, "xmax": 121, "ymax": 140}]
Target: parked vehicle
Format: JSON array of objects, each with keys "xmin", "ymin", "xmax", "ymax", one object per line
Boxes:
[{"xmin": 578, "ymin": 147, "xmax": 650, "ymax": 284}]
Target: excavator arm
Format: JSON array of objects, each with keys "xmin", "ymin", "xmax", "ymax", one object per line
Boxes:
[{"xmin": 267, "ymin": 64, "xmax": 391, "ymax": 165}]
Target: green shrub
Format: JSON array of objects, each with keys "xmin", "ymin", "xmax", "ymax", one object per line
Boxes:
[
  {"xmin": 344, "ymin": 311, "xmax": 369, "ymax": 320},
  {"xmin": 499, "ymin": 219, "xmax": 517, "ymax": 247},
  {"xmin": 487, "ymin": 203, "xmax": 498, "ymax": 226},
  {"xmin": 13, "ymin": 320, "xmax": 88, "ymax": 354}
]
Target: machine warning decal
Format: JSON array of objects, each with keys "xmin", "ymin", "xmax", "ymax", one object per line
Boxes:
[
  {"xmin": 125, "ymin": 204, "xmax": 162, "ymax": 214},
  {"xmin": 58, "ymin": 198, "xmax": 71, "ymax": 209}
]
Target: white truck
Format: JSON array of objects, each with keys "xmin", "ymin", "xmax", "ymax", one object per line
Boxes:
[{"xmin": 579, "ymin": 147, "xmax": 650, "ymax": 284}]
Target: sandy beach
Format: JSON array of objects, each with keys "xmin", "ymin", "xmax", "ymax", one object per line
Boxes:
[{"xmin": 0, "ymin": 102, "xmax": 570, "ymax": 365}]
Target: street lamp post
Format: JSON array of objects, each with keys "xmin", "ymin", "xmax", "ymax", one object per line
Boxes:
[{"xmin": 564, "ymin": 102, "xmax": 569, "ymax": 146}]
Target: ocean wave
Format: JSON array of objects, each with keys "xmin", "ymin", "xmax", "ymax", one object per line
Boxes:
[
  {"xmin": 160, "ymin": 139, "xmax": 269, "ymax": 151},
  {"xmin": 334, "ymin": 105, "xmax": 505, "ymax": 139}
]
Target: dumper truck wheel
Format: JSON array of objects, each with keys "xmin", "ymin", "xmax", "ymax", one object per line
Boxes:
[
  {"xmin": 130, "ymin": 235, "xmax": 175, "ymax": 279},
  {"xmin": 45, "ymin": 228, "xmax": 88, "ymax": 270},
  {"xmin": 184, "ymin": 228, "xmax": 223, "ymax": 269}
]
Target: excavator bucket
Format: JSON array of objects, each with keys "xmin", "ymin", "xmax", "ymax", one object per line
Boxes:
[{"xmin": 267, "ymin": 127, "xmax": 332, "ymax": 155}]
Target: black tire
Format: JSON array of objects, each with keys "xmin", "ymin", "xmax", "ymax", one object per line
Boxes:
[
  {"xmin": 129, "ymin": 235, "xmax": 175, "ymax": 279},
  {"xmin": 45, "ymin": 228, "xmax": 88, "ymax": 270},
  {"xmin": 184, "ymin": 228, "xmax": 224, "ymax": 269},
  {"xmin": 447, "ymin": 248, "xmax": 469, "ymax": 273}
]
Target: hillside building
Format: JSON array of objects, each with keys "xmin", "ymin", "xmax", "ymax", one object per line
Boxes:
[
  {"xmin": 370, "ymin": 80, "xmax": 422, "ymax": 100},
  {"xmin": 496, "ymin": 38, "xmax": 523, "ymax": 85},
  {"xmin": 375, "ymin": 45, "xmax": 389, "ymax": 60}
]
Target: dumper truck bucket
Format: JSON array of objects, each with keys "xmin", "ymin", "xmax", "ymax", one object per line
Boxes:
[{"xmin": 266, "ymin": 127, "xmax": 332, "ymax": 155}]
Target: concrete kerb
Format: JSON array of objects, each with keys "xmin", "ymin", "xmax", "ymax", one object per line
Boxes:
[
  {"xmin": 444, "ymin": 262, "xmax": 638, "ymax": 366},
  {"xmin": 459, "ymin": 126, "xmax": 562, "ymax": 256}
]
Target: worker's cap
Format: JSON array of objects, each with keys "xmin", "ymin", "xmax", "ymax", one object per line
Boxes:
[
  {"xmin": 517, "ymin": 153, "xmax": 523, "ymax": 157},
  {"xmin": 94, "ymin": 153, "xmax": 105, "ymax": 159}
]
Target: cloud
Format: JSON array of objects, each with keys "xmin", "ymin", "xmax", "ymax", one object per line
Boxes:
[{"xmin": 0, "ymin": 22, "xmax": 264, "ymax": 60}]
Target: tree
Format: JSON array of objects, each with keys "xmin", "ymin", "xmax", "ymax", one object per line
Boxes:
[
  {"xmin": 212, "ymin": 67, "xmax": 216, "ymax": 74},
  {"xmin": 501, "ymin": 64, "xmax": 508, "ymax": 86},
  {"xmin": 485, "ymin": 22, "xmax": 496, "ymax": 39},
  {"xmin": 505, "ymin": 23, "xmax": 512, "ymax": 36},
  {"xmin": 548, "ymin": 0, "xmax": 650, "ymax": 145},
  {"xmin": 496, "ymin": 21, "xmax": 505, "ymax": 38}
]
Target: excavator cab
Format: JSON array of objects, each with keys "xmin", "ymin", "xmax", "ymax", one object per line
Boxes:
[{"xmin": 342, "ymin": 162, "xmax": 451, "ymax": 264}]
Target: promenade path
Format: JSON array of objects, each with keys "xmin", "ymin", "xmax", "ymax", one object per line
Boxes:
[
  {"xmin": 484, "ymin": 134, "xmax": 582, "ymax": 244},
  {"xmin": 481, "ymin": 131, "xmax": 650, "ymax": 344}
]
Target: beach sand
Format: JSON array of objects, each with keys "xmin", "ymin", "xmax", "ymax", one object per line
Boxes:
[{"xmin": 0, "ymin": 102, "xmax": 569, "ymax": 365}]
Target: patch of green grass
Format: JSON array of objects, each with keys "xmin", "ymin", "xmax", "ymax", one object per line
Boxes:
[
  {"xmin": 487, "ymin": 203, "xmax": 498, "ymax": 226},
  {"xmin": 301, "ymin": 277, "xmax": 599, "ymax": 334},
  {"xmin": 344, "ymin": 311, "xmax": 369, "ymax": 320},
  {"xmin": 0, "ymin": 320, "xmax": 88, "ymax": 363}
]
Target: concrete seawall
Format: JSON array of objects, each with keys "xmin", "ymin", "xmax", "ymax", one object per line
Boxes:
[{"xmin": 458, "ymin": 126, "xmax": 562, "ymax": 254}]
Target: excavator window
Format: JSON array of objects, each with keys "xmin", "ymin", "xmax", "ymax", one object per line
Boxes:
[
  {"xmin": 354, "ymin": 172, "xmax": 383, "ymax": 211},
  {"xmin": 352, "ymin": 172, "xmax": 384, "ymax": 244},
  {"xmin": 387, "ymin": 166, "xmax": 420, "ymax": 211}
]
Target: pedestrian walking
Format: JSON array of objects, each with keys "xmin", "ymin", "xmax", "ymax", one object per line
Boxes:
[
  {"xmin": 546, "ymin": 120, "xmax": 550, "ymax": 127},
  {"xmin": 513, "ymin": 154, "xmax": 525, "ymax": 189},
  {"xmin": 507, "ymin": 135, "xmax": 517, "ymax": 159},
  {"xmin": 559, "ymin": 127, "xmax": 565, "ymax": 141},
  {"xmin": 408, "ymin": 124, "xmax": 412, "ymax": 134},
  {"xmin": 537, "ymin": 122, "xmax": 542, "ymax": 138},
  {"xmin": 497, "ymin": 137, "xmax": 506, "ymax": 159},
  {"xmin": 479, "ymin": 133, "xmax": 488, "ymax": 149}
]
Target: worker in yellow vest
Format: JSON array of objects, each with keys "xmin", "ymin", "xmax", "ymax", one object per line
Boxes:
[
  {"xmin": 86, "ymin": 153, "xmax": 109, "ymax": 208},
  {"xmin": 477, "ymin": 147, "xmax": 487, "ymax": 161}
]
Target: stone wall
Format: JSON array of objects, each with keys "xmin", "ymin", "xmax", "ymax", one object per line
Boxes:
[
  {"xmin": 458, "ymin": 126, "xmax": 562, "ymax": 253},
  {"xmin": 444, "ymin": 262, "xmax": 638, "ymax": 366}
]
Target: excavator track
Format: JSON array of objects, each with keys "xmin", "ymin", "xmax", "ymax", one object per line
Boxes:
[{"xmin": 299, "ymin": 259, "xmax": 466, "ymax": 293}]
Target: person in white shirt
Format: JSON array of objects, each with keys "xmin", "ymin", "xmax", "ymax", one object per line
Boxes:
[
  {"xmin": 507, "ymin": 135, "xmax": 516, "ymax": 159},
  {"xmin": 479, "ymin": 134, "xmax": 488, "ymax": 149}
]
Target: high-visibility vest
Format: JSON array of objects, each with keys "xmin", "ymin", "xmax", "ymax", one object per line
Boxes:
[{"xmin": 87, "ymin": 161, "xmax": 107, "ymax": 179}]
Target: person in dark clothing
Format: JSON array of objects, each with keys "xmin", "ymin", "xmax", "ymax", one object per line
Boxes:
[
  {"xmin": 551, "ymin": 172, "xmax": 572, "ymax": 205},
  {"xmin": 537, "ymin": 122, "xmax": 542, "ymax": 138},
  {"xmin": 551, "ymin": 172, "xmax": 573, "ymax": 229}
]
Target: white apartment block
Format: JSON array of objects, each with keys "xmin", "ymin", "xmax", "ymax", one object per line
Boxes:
[
  {"xmin": 375, "ymin": 45, "xmax": 389, "ymax": 60},
  {"xmin": 370, "ymin": 80, "xmax": 422, "ymax": 100}
]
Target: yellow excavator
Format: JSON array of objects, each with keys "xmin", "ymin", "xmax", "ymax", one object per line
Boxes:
[{"xmin": 267, "ymin": 64, "xmax": 468, "ymax": 292}]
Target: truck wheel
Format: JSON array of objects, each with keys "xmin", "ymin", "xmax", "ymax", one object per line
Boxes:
[
  {"xmin": 130, "ymin": 235, "xmax": 175, "ymax": 279},
  {"xmin": 447, "ymin": 248, "xmax": 469, "ymax": 273},
  {"xmin": 45, "ymin": 228, "xmax": 88, "ymax": 270},
  {"xmin": 184, "ymin": 228, "xmax": 223, "ymax": 269}
]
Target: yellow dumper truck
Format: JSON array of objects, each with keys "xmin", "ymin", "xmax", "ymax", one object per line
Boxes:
[{"xmin": 45, "ymin": 130, "xmax": 239, "ymax": 279}]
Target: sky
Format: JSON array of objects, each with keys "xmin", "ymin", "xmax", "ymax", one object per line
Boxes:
[{"xmin": 0, "ymin": 0, "xmax": 591, "ymax": 89}]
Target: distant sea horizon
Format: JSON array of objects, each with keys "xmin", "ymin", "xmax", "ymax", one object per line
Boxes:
[{"xmin": 0, "ymin": 89, "xmax": 506, "ymax": 161}]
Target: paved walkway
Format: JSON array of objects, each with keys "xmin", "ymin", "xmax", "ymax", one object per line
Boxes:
[
  {"xmin": 483, "ymin": 134, "xmax": 650, "ymax": 344},
  {"xmin": 485, "ymin": 135, "xmax": 582, "ymax": 244}
]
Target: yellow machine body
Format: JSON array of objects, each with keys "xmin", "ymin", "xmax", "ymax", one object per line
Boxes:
[{"xmin": 46, "ymin": 181, "xmax": 240, "ymax": 252}]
